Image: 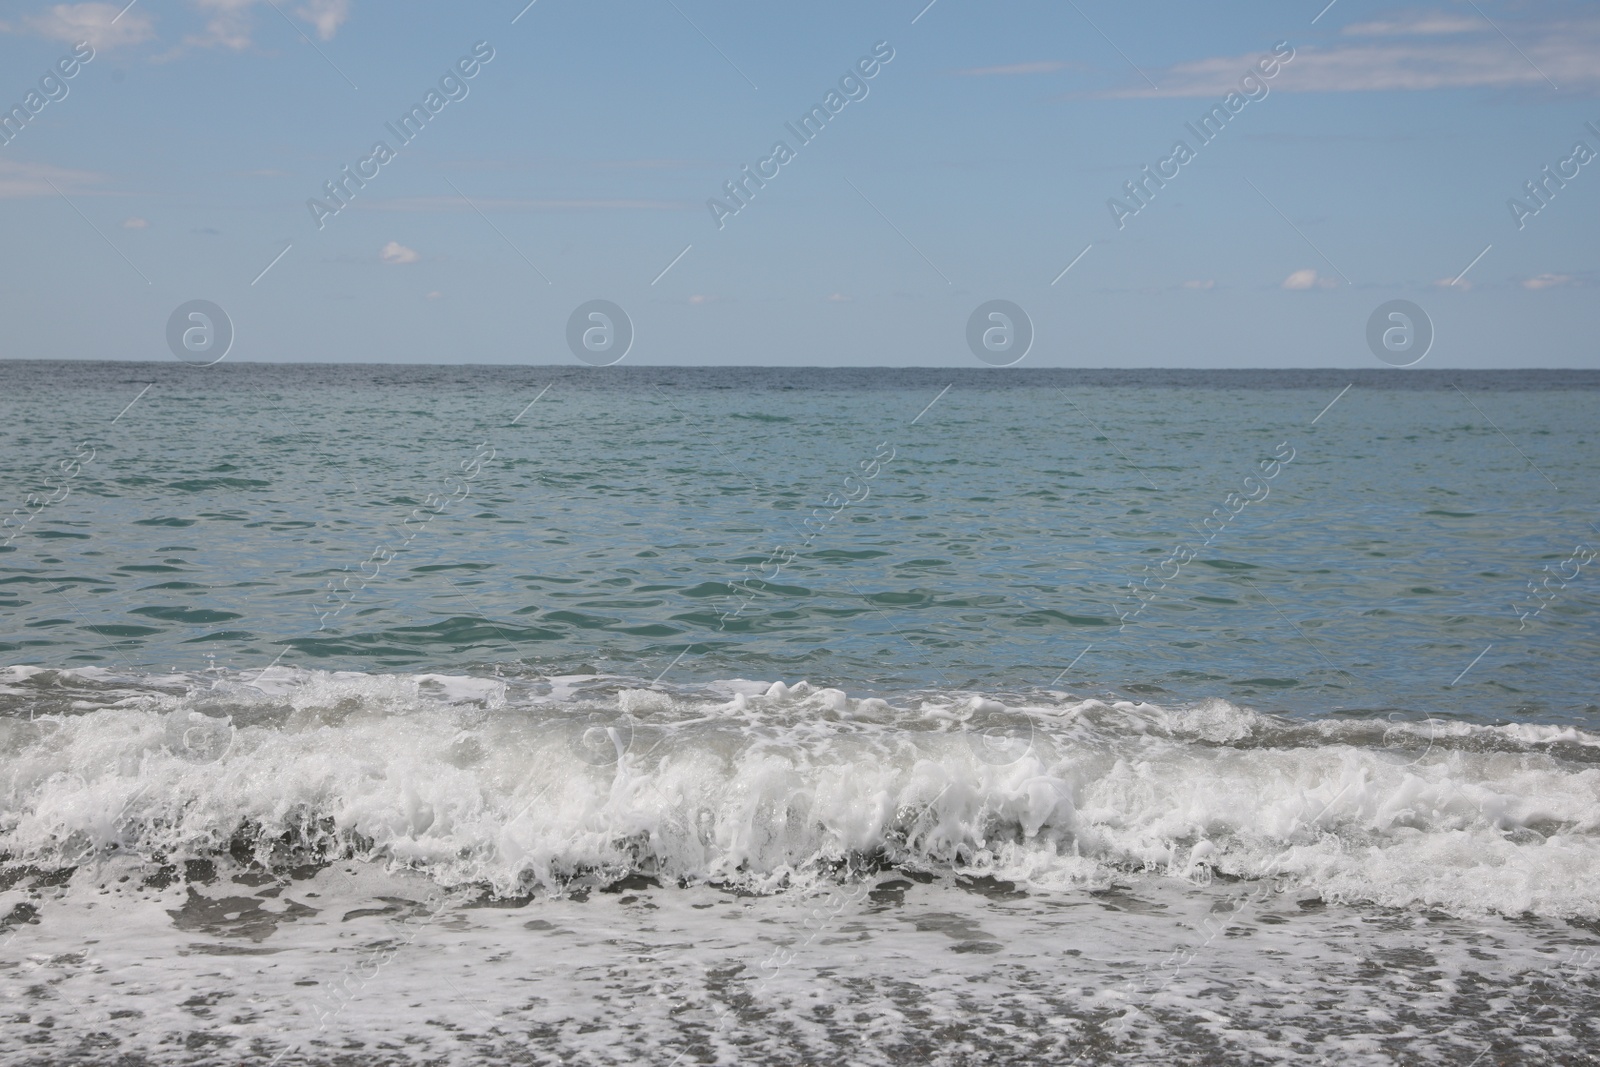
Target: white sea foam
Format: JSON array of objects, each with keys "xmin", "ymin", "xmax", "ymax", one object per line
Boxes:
[{"xmin": 2, "ymin": 667, "xmax": 1598, "ymax": 917}]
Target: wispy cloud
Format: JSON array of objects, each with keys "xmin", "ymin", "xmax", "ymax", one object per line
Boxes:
[
  {"xmin": 1, "ymin": 2, "xmax": 156, "ymax": 51},
  {"xmin": 1096, "ymin": 12, "xmax": 1600, "ymax": 96},
  {"xmin": 182, "ymin": 0, "xmax": 352, "ymax": 52},
  {"xmin": 293, "ymin": 0, "xmax": 348, "ymax": 41},
  {"xmin": 2, "ymin": 0, "xmax": 353, "ymax": 56},
  {"xmin": 1522, "ymin": 273, "xmax": 1574, "ymax": 289},
  {"xmin": 0, "ymin": 159, "xmax": 104, "ymax": 198},
  {"xmin": 182, "ymin": 0, "xmax": 261, "ymax": 52},
  {"xmin": 1340, "ymin": 11, "xmax": 1481, "ymax": 37}
]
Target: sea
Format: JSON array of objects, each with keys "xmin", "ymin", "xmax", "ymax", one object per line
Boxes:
[{"xmin": 1, "ymin": 362, "xmax": 1597, "ymax": 1065}]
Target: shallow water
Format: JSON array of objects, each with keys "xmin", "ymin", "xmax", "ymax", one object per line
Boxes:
[{"xmin": 6, "ymin": 855, "xmax": 1600, "ymax": 1066}]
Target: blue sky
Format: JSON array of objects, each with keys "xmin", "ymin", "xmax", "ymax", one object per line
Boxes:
[{"xmin": 0, "ymin": 0, "xmax": 1596, "ymax": 366}]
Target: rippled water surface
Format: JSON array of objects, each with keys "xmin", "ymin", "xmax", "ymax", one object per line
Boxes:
[{"xmin": 3, "ymin": 363, "xmax": 1597, "ymax": 721}]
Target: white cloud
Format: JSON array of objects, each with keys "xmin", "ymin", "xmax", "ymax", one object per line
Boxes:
[
  {"xmin": 5, "ymin": 3, "xmax": 156, "ymax": 51},
  {"xmin": 1522, "ymin": 273, "xmax": 1573, "ymax": 289},
  {"xmin": 122, "ymin": 216, "xmax": 148, "ymax": 228},
  {"xmin": 1281, "ymin": 269, "xmax": 1339, "ymax": 290},
  {"xmin": 826, "ymin": 292, "xmax": 853, "ymax": 302},
  {"xmin": 1094, "ymin": 15, "xmax": 1600, "ymax": 96},
  {"xmin": 293, "ymin": 0, "xmax": 348, "ymax": 41},
  {"xmin": 955, "ymin": 61, "xmax": 1065, "ymax": 76},
  {"xmin": 687, "ymin": 294, "xmax": 715, "ymax": 305},
  {"xmin": 1434, "ymin": 276, "xmax": 1471, "ymax": 290},
  {"xmin": 1181, "ymin": 279, "xmax": 1215, "ymax": 290},
  {"xmin": 380, "ymin": 240, "xmax": 419, "ymax": 264},
  {"xmin": 425, "ymin": 290, "xmax": 442, "ymax": 300}
]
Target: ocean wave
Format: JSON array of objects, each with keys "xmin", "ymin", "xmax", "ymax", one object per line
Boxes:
[{"xmin": 2, "ymin": 665, "xmax": 1598, "ymax": 917}]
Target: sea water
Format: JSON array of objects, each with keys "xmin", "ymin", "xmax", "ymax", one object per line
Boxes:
[{"xmin": 1, "ymin": 364, "xmax": 1597, "ymax": 1064}]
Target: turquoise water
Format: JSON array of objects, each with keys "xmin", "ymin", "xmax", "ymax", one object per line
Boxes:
[{"xmin": 3, "ymin": 363, "xmax": 1596, "ymax": 723}]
